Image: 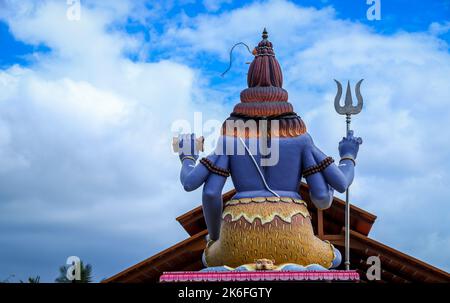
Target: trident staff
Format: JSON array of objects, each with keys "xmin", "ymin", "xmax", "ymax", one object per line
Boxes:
[{"xmin": 334, "ymin": 79, "xmax": 364, "ymax": 270}]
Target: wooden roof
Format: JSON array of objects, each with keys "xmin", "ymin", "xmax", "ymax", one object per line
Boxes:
[{"xmin": 104, "ymin": 183, "xmax": 450, "ymax": 283}]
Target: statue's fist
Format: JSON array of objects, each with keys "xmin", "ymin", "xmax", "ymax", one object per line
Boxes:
[{"xmin": 339, "ymin": 130, "xmax": 362, "ymax": 159}]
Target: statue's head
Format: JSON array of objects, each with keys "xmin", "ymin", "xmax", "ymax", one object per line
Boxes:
[{"xmin": 222, "ymin": 29, "xmax": 306, "ymax": 138}]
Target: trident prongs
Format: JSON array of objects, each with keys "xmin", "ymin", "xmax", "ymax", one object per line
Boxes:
[{"xmin": 334, "ymin": 79, "xmax": 364, "ymax": 116}]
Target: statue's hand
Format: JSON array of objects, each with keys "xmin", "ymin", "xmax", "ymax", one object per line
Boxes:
[
  {"xmin": 339, "ymin": 130, "xmax": 362, "ymax": 159},
  {"xmin": 178, "ymin": 133, "xmax": 200, "ymax": 161}
]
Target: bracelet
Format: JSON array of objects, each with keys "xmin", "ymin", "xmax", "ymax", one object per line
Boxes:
[
  {"xmin": 200, "ymin": 157, "xmax": 230, "ymax": 177},
  {"xmin": 181, "ymin": 156, "xmax": 197, "ymax": 162},
  {"xmin": 303, "ymin": 157, "xmax": 334, "ymax": 177},
  {"xmin": 339, "ymin": 156, "xmax": 356, "ymax": 166}
]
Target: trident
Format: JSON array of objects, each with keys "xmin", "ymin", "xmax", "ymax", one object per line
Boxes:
[{"xmin": 333, "ymin": 79, "xmax": 364, "ymax": 271}]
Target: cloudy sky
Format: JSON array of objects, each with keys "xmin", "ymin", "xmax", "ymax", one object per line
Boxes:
[{"xmin": 0, "ymin": 0, "xmax": 449, "ymax": 282}]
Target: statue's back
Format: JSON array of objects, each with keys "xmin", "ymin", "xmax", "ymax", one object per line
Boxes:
[{"xmin": 227, "ymin": 135, "xmax": 309, "ymax": 199}]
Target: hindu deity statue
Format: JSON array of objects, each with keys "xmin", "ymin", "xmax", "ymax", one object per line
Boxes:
[{"xmin": 175, "ymin": 29, "xmax": 362, "ymax": 271}]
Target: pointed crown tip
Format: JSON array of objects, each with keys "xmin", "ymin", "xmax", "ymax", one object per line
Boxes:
[{"xmin": 262, "ymin": 28, "xmax": 268, "ymax": 39}]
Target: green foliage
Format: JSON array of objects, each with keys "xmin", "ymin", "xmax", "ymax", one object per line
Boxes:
[
  {"xmin": 20, "ymin": 276, "xmax": 40, "ymax": 283},
  {"xmin": 55, "ymin": 261, "xmax": 93, "ymax": 283},
  {"xmin": 0, "ymin": 274, "xmax": 15, "ymax": 283}
]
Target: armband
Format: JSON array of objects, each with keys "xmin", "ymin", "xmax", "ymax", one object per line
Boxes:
[
  {"xmin": 200, "ymin": 157, "xmax": 230, "ymax": 177},
  {"xmin": 303, "ymin": 157, "xmax": 334, "ymax": 177}
]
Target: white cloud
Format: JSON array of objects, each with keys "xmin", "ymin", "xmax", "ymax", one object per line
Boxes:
[
  {"xmin": 203, "ymin": 0, "xmax": 232, "ymax": 12},
  {"xmin": 160, "ymin": 0, "xmax": 336, "ymax": 60},
  {"xmin": 0, "ymin": 0, "xmax": 229, "ymax": 281},
  {"xmin": 429, "ymin": 21, "xmax": 450, "ymax": 36}
]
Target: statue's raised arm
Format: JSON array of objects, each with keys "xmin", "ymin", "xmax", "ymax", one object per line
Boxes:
[
  {"xmin": 176, "ymin": 134, "xmax": 230, "ymax": 241},
  {"xmin": 302, "ymin": 130, "xmax": 362, "ymax": 209},
  {"xmin": 176, "ymin": 134, "xmax": 209, "ymax": 191}
]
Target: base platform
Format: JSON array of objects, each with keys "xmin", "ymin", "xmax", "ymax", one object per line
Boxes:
[{"xmin": 160, "ymin": 270, "xmax": 360, "ymax": 282}]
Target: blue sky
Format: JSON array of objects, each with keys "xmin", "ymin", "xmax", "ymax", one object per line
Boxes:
[
  {"xmin": 0, "ymin": 0, "xmax": 449, "ymax": 282},
  {"xmin": 2, "ymin": 1, "xmax": 450, "ymax": 67}
]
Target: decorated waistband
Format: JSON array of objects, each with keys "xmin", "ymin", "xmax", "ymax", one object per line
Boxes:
[
  {"xmin": 222, "ymin": 198, "xmax": 310, "ymax": 224},
  {"xmin": 225, "ymin": 196, "xmax": 307, "ymax": 207}
]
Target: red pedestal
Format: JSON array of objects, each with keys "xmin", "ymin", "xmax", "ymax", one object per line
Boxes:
[{"xmin": 160, "ymin": 270, "xmax": 359, "ymax": 282}]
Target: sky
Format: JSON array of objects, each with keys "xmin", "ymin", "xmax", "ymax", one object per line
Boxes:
[{"xmin": 0, "ymin": 0, "xmax": 449, "ymax": 282}]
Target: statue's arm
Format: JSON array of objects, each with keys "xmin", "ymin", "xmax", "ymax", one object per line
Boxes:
[
  {"xmin": 202, "ymin": 155, "xmax": 229, "ymax": 241},
  {"xmin": 180, "ymin": 155, "xmax": 216, "ymax": 191},
  {"xmin": 320, "ymin": 130, "xmax": 362, "ymax": 193},
  {"xmin": 310, "ymin": 146, "xmax": 353, "ymax": 193},
  {"xmin": 177, "ymin": 134, "xmax": 214, "ymax": 191},
  {"xmin": 303, "ymin": 146, "xmax": 335, "ymax": 210}
]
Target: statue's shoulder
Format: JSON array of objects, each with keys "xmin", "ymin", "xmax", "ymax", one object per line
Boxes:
[{"xmin": 291, "ymin": 132, "xmax": 314, "ymax": 148}]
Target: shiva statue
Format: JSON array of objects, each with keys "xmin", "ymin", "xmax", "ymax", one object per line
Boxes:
[{"xmin": 175, "ymin": 29, "xmax": 362, "ymax": 271}]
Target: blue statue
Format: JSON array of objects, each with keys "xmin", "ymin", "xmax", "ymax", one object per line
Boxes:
[{"xmin": 176, "ymin": 29, "xmax": 362, "ymax": 271}]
